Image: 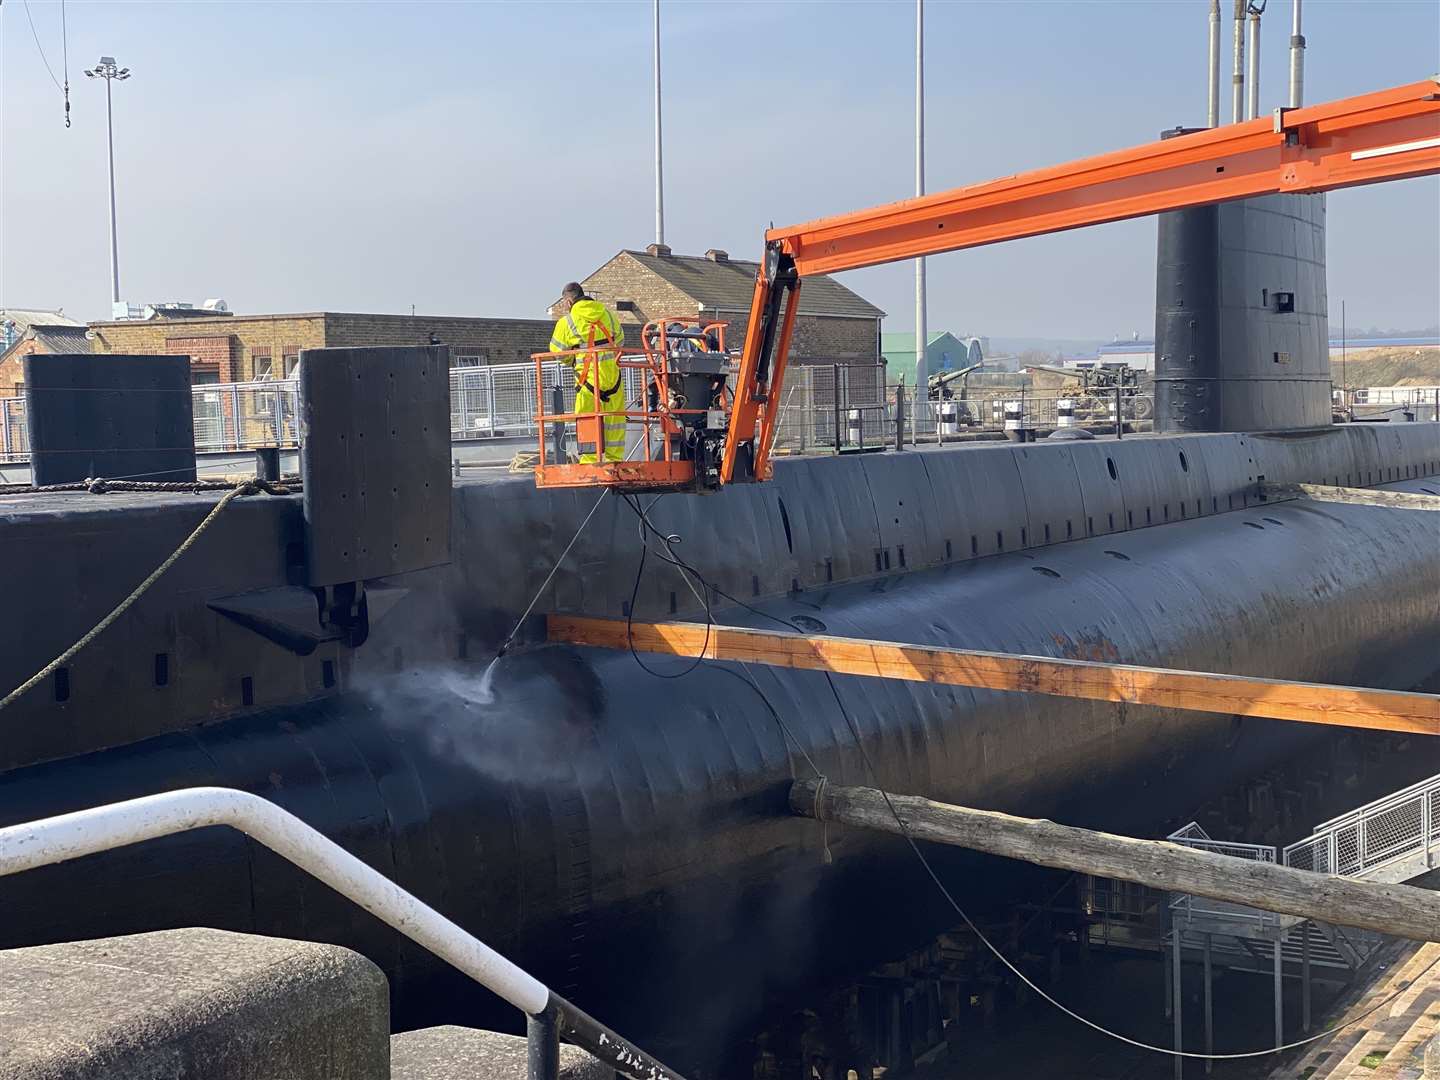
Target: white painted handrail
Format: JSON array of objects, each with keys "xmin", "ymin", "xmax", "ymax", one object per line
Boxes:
[{"xmin": 0, "ymin": 786, "xmax": 549, "ymax": 1015}]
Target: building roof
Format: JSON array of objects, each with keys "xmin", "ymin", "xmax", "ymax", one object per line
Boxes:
[
  {"xmin": 1, "ymin": 309, "xmax": 84, "ymax": 335},
  {"xmin": 29, "ymin": 325, "xmax": 91, "ymax": 353},
  {"xmin": 0, "ymin": 323, "xmax": 92, "ymax": 368},
  {"xmin": 621, "ymin": 250, "xmax": 885, "ymax": 319}
]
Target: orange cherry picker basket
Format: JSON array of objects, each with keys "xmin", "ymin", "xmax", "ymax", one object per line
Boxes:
[{"xmin": 532, "ymin": 318, "xmax": 735, "ymax": 493}]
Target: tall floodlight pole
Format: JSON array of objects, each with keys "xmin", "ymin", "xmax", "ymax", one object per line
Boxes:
[
  {"xmin": 653, "ymin": 0, "xmax": 665, "ymax": 247},
  {"xmin": 85, "ymin": 56, "xmax": 131, "ymax": 311},
  {"xmin": 914, "ymin": 0, "xmax": 928, "ymax": 391},
  {"xmin": 1208, "ymin": 1, "xmax": 1222, "ymax": 127},
  {"xmin": 1247, "ymin": 4, "xmax": 1262, "ymax": 121},
  {"xmin": 1289, "ymin": 0, "xmax": 1305, "ymax": 107},
  {"xmin": 1231, "ymin": 1, "xmax": 1246, "ymax": 124}
]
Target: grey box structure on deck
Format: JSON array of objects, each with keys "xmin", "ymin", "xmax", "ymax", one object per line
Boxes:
[
  {"xmin": 298, "ymin": 345, "xmax": 452, "ymax": 586},
  {"xmin": 23, "ymin": 353, "xmax": 196, "ymax": 486}
]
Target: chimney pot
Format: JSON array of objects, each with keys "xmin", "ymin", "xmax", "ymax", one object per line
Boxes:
[
  {"xmin": 646, "ymin": 243, "xmax": 672, "ymax": 257},
  {"xmin": 705, "ymin": 249, "xmax": 729, "ymax": 263}
]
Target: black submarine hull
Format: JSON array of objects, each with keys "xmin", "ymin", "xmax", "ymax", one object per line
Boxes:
[{"xmin": 2, "ymin": 426, "xmax": 1438, "ymax": 1064}]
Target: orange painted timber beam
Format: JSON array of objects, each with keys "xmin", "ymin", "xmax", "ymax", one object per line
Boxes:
[
  {"xmin": 766, "ymin": 78, "xmax": 1440, "ymax": 276},
  {"xmin": 546, "ymin": 615, "xmax": 1440, "ymax": 737}
]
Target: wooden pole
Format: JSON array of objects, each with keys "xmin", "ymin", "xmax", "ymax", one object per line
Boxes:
[
  {"xmin": 788, "ymin": 780, "xmax": 1440, "ymax": 944},
  {"xmin": 549, "ymin": 616, "xmax": 1440, "ymax": 737}
]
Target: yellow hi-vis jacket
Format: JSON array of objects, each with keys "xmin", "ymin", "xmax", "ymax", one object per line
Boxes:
[
  {"xmin": 550, "ymin": 299, "xmax": 626, "ymax": 463},
  {"xmin": 549, "ymin": 300, "xmax": 625, "ymax": 403}
]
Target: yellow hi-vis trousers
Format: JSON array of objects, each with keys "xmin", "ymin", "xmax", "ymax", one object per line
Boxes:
[{"xmin": 575, "ymin": 380, "xmax": 626, "ymax": 463}]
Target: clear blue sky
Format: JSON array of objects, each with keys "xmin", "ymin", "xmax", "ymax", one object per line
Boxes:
[{"xmin": 3, "ymin": 0, "xmax": 1437, "ymax": 339}]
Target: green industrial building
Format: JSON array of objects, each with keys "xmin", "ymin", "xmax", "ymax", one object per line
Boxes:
[{"xmin": 880, "ymin": 331, "xmax": 983, "ymax": 386}]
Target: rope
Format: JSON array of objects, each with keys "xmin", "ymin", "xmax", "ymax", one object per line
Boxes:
[
  {"xmin": 0, "ymin": 476, "xmax": 301, "ymax": 496},
  {"xmin": 0, "ymin": 478, "xmax": 293, "ymax": 712}
]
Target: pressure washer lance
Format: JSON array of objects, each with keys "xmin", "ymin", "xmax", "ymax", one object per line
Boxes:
[{"xmin": 490, "ymin": 421, "xmax": 656, "ymax": 663}]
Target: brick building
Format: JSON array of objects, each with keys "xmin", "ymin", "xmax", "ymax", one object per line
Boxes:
[
  {"xmin": 0, "ymin": 310, "xmax": 90, "ymax": 394},
  {"xmin": 576, "ymin": 245, "xmax": 885, "ymax": 365},
  {"xmin": 87, "ymin": 311, "xmax": 556, "ymax": 383}
]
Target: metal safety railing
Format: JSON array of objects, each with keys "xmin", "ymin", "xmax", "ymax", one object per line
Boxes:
[
  {"xmin": 0, "ymin": 361, "xmax": 1160, "ymax": 465},
  {"xmin": 0, "ymin": 365, "xmax": 656, "ymax": 464},
  {"xmin": 1282, "ymin": 772, "xmax": 1440, "ymax": 880},
  {"xmin": 769, "ymin": 371, "xmax": 1156, "ymax": 454},
  {"xmin": 0, "ymin": 788, "xmax": 686, "ymax": 1080},
  {"xmin": 1, "ymin": 395, "xmax": 28, "ymax": 462},
  {"xmin": 1165, "ymin": 822, "xmax": 1285, "ymax": 932}
]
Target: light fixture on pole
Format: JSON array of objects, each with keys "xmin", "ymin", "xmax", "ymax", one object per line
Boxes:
[{"xmin": 84, "ymin": 56, "xmax": 131, "ymax": 316}]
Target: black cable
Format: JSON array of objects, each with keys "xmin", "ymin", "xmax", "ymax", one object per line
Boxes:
[
  {"xmin": 816, "ymin": 668, "xmax": 1434, "ymax": 1061},
  {"xmin": 712, "ymin": 664, "xmax": 823, "ymax": 780},
  {"xmin": 622, "ymin": 497, "xmax": 799, "ymax": 636},
  {"xmin": 620, "ymin": 493, "xmax": 711, "ymax": 680},
  {"xmin": 22, "ymin": 0, "xmax": 62, "ymax": 92}
]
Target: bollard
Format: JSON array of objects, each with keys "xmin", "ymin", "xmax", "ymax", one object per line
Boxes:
[
  {"xmin": 1004, "ymin": 400, "xmax": 1026, "ymax": 443},
  {"xmin": 1114, "ymin": 385, "xmax": 1124, "ymax": 439},
  {"xmin": 1057, "ymin": 398, "xmax": 1076, "ymax": 428},
  {"xmin": 894, "ymin": 384, "xmax": 905, "ymax": 452},
  {"xmin": 939, "ymin": 401, "xmax": 959, "ymax": 440},
  {"xmin": 254, "ymin": 446, "xmax": 280, "ymax": 482},
  {"xmin": 550, "ymin": 384, "xmax": 565, "ymax": 463},
  {"xmin": 849, "ymin": 408, "xmax": 864, "ymax": 450}
]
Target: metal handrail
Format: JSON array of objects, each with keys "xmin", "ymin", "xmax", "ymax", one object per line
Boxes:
[
  {"xmin": 1166, "ymin": 821, "xmax": 1278, "ymax": 863},
  {"xmin": 0, "ymin": 787, "xmax": 685, "ymax": 1080},
  {"xmin": 1309, "ymin": 772, "xmax": 1440, "ymax": 831},
  {"xmin": 1282, "ymin": 772, "xmax": 1439, "ymax": 879}
]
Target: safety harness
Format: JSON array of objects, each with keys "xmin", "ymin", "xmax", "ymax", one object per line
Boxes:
[{"xmin": 566, "ymin": 314, "xmax": 624, "ymax": 401}]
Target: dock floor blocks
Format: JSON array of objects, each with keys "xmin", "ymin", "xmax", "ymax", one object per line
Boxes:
[{"xmin": 1271, "ymin": 941, "xmax": 1440, "ymax": 1080}]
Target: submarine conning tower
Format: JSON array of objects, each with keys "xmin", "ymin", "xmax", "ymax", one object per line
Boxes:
[{"xmin": 1155, "ymin": 150, "xmax": 1332, "ymax": 433}]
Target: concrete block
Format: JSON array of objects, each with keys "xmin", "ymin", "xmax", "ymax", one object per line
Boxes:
[
  {"xmin": 390, "ymin": 1025, "xmax": 614, "ymax": 1080},
  {"xmin": 0, "ymin": 928, "xmax": 388, "ymax": 1080}
]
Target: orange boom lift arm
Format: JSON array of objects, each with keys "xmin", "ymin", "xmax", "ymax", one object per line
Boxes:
[{"xmin": 718, "ymin": 77, "xmax": 1440, "ymax": 486}]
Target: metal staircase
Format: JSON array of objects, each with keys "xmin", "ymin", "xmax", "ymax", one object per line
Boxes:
[
  {"xmin": 1080, "ymin": 774, "xmax": 1440, "ymax": 1075},
  {"xmin": 1283, "ymin": 773, "xmax": 1440, "ymax": 885}
]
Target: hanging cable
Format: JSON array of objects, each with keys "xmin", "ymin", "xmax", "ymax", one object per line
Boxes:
[
  {"xmin": 620, "ymin": 493, "xmax": 712, "ymax": 680},
  {"xmin": 817, "ymin": 668, "xmax": 1440, "ymax": 1060},
  {"xmin": 21, "ymin": 0, "xmax": 68, "ymax": 126},
  {"xmin": 60, "ymin": 0, "xmax": 70, "ymax": 127},
  {"xmin": 606, "ymin": 498, "xmax": 1440, "ymax": 1056}
]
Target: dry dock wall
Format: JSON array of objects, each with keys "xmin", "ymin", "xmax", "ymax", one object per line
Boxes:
[{"xmin": 0, "ymin": 929, "xmax": 388, "ymax": 1079}]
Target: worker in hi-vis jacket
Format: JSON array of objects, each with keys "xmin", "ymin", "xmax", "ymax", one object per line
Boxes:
[{"xmin": 549, "ymin": 283, "xmax": 626, "ymax": 463}]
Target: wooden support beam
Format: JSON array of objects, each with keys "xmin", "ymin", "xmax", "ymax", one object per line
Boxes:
[
  {"xmin": 547, "ymin": 616, "xmax": 1440, "ymax": 737},
  {"xmin": 789, "ymin": 780, "xmax": 1440, "ymax": 944},
  {"xmin": 1260, "ymin": 482, "xmax": 1440, "ymax": 512}
]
